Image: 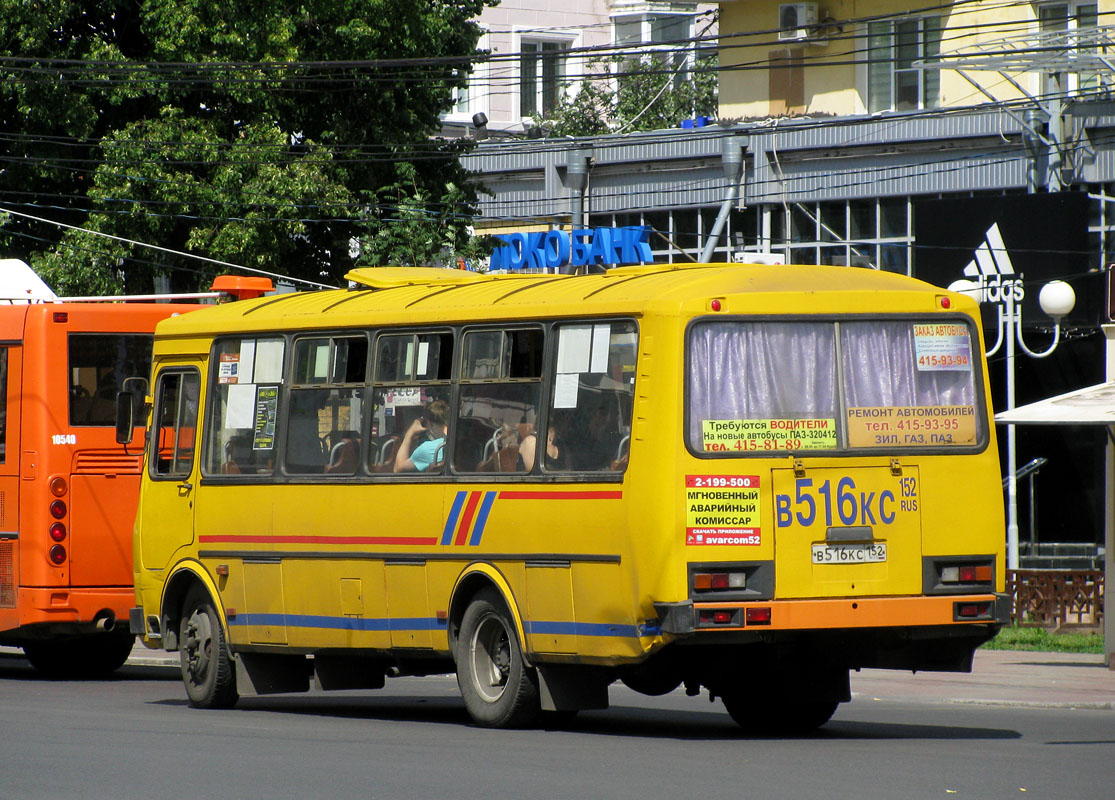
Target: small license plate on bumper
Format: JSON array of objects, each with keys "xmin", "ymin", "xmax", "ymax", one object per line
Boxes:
[{"xmin": 811, "ymin": 542, "xmax": 888, "ymax": 564}]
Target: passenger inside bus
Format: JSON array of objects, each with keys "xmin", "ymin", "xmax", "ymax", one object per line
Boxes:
[
  {"xmin": 394, "ymin": 399, "xmax": 447, "ymax": 473},
  {"xmin": 518, "ymin": 413, "xmax": 568, "ymax": 471},
  {"xmin": 569, "ymin": 393, "xmax": 624, "ymax": 470}
]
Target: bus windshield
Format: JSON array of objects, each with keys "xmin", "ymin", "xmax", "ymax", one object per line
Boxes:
[
  {"xmin": 68, "ymin": 333, "xmax": 153, "ymax": 427},
  {"xmin": 688, "ymin": 318, "xmax": 983, "ymax": 454}
]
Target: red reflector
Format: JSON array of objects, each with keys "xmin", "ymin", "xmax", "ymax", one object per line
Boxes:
[
  {"xmin": 940, "ymin": 296, "xmax": 951, "ymax": 309},
  {"xmin": 49, "ymin": 522, "xmax": 66, "ymax": 542},
  {"xmin": 712, "ymin": 611, "xmax": 733, "ymax": 624},
  {"xmin": 49, "ymin": 544, "xmax": 66, "ymax": 565},
  {"xmin": 53, "ymin": 312, "xmax": 68, "ymax": 323},
  {"xmin": 745, "ymin": 607, "xmax": 772, "ymax": 625},
  {"xmin": 959, "ymin": 565, "xmax": 993, "ymax": 582},
  {"xmin": 49, "ymin": 499, "xmax": 67, "ymax": 519},
  {"xmin": 710, "ymin": 299, "xmax": 722, "ymax": 312},
  {"xmin": 957, "ymin": 602, "xmax": 990, "ymax": 618}
]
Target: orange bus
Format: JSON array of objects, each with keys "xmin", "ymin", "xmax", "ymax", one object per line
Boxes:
[{"xmin": 0, "ymin": 274, "xmax": 271, "ymax": 676}]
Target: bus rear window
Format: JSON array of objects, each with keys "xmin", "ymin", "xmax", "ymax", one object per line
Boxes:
[
  {"xmin": 688, "ymin": 319, "xmax": 982, "ymax": 454},
  {"xmin": 69, "ymin": 334, "xmax": 153, "ymax": 427}
]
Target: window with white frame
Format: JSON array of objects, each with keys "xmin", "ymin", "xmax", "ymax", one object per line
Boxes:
[
  {"xmin": 449, "ymin": 29, "xmax": 489, "ymax": 119},
  {"xmin": 613, "ymin": 12, "xmax": 696, "ymax": 88},
  {"xmin": 520, "ymin": 37, "xmax": 571, "ymax": 119},
  {"xmin": 1038, "ymin": 3, "xmax": 1100, "ymax": 96},
  {"xmin": 867, "ymin": 17, "xmax": 942, "ymax": 113}
]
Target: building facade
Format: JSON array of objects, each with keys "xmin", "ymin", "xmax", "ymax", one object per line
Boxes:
[{"xmin": 460, "ymin": 1, "xmax": 1115, "ymax": 558}]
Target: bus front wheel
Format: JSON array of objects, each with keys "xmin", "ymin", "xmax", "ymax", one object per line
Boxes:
[
  {"xmin": 179, "ymin": 586, "xmax": 238, "ymax": 709},
  {"xmin": 454, "ymin": 589, "xmax": 540, "ymax": 728}
]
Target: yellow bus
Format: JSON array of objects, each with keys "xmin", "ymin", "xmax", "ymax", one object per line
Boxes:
[{"xmin": 125, "ymin": 263, "xmax": 1006, "ymax": 732}]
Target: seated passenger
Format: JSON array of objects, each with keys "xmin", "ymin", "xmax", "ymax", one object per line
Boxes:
[
  {"xmin": 518, "ymin": 416, "xmax": 567, "ymax": 471},
  {"xmin": 394, "ymin": 399, "xmax": 448, "ymax": 473}
]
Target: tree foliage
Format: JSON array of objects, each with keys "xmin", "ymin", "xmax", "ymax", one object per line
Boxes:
[
  {"xmin": 545, "ymin": 52, "xmax": 718, "ymax": 138},
  {"xmin": 0, "ymin": 0, "xmax": 493, "ymax": 294}
]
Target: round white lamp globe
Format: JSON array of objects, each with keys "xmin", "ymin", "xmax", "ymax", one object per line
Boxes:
[{"xmin": 1038, "ymin": 280, "xmax": 1075, "ymax": 319}]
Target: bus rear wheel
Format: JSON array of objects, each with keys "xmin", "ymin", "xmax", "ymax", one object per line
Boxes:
[
  {"xmin": 179, "ymin": 586, "xmax": 238, "ymax": 709},
  {"xmin": 454, "ymin": 589, "xmax": 540, "ymax": 728},
  {"xmin": 23, "ymin": 632, "xmax": 135, "ymax": 678},
  {"xmin": 721, "ymin": 693, "xmax": 839, "ymax": 736}
]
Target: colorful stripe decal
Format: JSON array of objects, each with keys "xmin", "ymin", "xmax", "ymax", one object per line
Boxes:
[
  {"xmin": 198, "ymin": 534, "xmax": 438, "ymax": 546},
  {"xmin": 439, "ymin": 491, "xmax": 468, "ymax": 545},
  {"xmin": 454, "ymin": 491, "xmax": 483, "ymax": 546},
  {"xmin": 227, "ymin": 612, "xmax": 657, "ymax": 638},
  {"xmin": 470, "ymin": 492, "xmax": 497, "ymax": 547}
]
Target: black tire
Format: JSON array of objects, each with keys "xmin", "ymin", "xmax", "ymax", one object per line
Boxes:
[
  {"xmin": 179, "ymin": 586, "xmax": 238, "ymax": 709},
  {"xmin": 454, "ymin": 588, "xmax": 540, "ymax": 728},
  {"xmin": 23, "ymin": 633, "xmax": 135, "ymax": 678},
  {"xmin": 722, "ymin": 694, "xmax": 838, "ymax": 736}
]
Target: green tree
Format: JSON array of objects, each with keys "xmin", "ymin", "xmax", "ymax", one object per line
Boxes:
[
  {"xmin": 0, "ymin": 0, "xmax": 493, "ymax": 294},
  {"xmin": 545, "ymin": 52, "xmax": 718, "ymax": 138}
]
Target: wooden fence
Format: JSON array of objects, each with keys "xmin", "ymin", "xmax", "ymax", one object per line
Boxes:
[{"xmin": 1007, "ymin": 569, "xmax": 1105, "ymax": 629}]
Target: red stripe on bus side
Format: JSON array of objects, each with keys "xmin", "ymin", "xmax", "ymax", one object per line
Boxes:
[
  {"xmin": 454, "ymin": 491, "xmax": 483, "ymax": 546},
  {"xmin": 498, "ymin": 491, "xmax": 623, "ymax": 500},
  {"xmin": 198, "ymin": 534, "xmax": 438, "ymax": 546}
]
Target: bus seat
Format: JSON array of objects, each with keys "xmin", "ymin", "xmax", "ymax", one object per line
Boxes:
[
  {"xmin": 477, "ymin": 444, "xmax": 520, "ymax": 473},
  {"xmin": 325, "ymin": 438, "xmax": 359, "ymax": 474}
]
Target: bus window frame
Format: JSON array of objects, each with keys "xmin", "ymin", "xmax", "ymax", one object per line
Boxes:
[
  {"xmin": 284, "ymin": 332, "xmax": 371, "ymax": 477},
  {"xmin": 369, "ymin": 327, "xmax": 455, "ymax": 479},
  {"xmin": 452, "ymin": 324, "xmax": 546, "ymax": 476},
  {"xmin": 148, "ymin": 367, "xmax": 201, "ymax": 481},
  {"xmin": 682, "ymin": 312, "xmax": 992, "ymax": 460}
]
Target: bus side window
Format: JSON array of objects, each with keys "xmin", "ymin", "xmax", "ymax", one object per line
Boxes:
[
  {"xmin": 455, "ymin": 328, "xmax": 543, "ymax": 474},
  {"xmin": 546, "ymin": 321, "xmax": 637, "ymax": 473},
  {"xmin": 371, "ymin": 331, "xmax": 452, "ymax": 475},
  {"xmin": 204, "ymin": 337, "xmax": 285, "ymax": 477},
  {"xmin": 151, "ymin": 370, "xmax": 200, "ymax": 478}
]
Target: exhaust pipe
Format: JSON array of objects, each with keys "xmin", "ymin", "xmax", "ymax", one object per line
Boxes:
[{"xmin": 94, "ymin": 612, "xmax": 116, "ymax": 632}]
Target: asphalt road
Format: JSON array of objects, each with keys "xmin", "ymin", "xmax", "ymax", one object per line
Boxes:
[{"xmin": 0, "ymin": 653, "xmax": 1110, "ymax": 800}]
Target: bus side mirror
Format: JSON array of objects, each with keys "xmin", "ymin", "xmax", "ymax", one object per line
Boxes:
[{"xmin": 115, "ymin": 391, "xmax": 134, "ymax": 444}]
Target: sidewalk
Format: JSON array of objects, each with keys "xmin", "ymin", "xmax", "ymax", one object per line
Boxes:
[{"xmin": 851, "ymin": 649, "xmax": 1115, "ymax": 710}]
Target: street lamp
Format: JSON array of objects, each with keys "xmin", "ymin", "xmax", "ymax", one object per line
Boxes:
[{"xmin": 948, "ymin": 278, "xmax": 1076, "ymax": 570}]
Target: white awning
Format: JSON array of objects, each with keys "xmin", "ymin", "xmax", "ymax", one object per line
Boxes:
[{"xmin": 995, "ymin": 381, "xmax": 1115, "ymax": 425}]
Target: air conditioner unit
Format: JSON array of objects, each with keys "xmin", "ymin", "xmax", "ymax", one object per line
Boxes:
[{"xmin": 778, "ymin": 2, "xmax": 819, "ymax": 41}]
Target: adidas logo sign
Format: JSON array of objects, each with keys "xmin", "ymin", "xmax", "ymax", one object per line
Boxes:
[{"xmin": 961, "ymin": 222, "xmax": 1025, "ymax": 304}]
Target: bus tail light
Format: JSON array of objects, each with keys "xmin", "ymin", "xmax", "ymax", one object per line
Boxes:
[
  {"xmin": 693, "ymin": 571, "xmax": 747, "ymax": 592},
  {"xmin": 49, "ymin": 500, "xmax": 67, "ymax": 519},
  {"xmin": 49, "ymin": 476, "xmax": 67, "ymax": 497},
  {"xmin": 955, "ymin": 601, "xmax": 993, "ymax": 620},
  {"xmin": 49, "ymin": 523, "xmax": 66, "ymax": 542},
  {"xmin": 697, "ymin": 609, "xmax": 739, "ymax": 626},
  {"xmin": 49, "ymin": 545, "xmax": 66, "ymax": 565}
]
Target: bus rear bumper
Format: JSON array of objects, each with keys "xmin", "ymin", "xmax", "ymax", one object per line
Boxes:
[
  {"xmin": 9, "ymin": 587, "xmax": 133, "ymax": 638},
  {"xmin": 659, "ymin": 592, "xmax": 1009, "ymax": 636}
]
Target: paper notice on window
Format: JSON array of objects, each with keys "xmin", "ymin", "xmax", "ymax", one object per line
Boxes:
[
  {"xmin": 252, "ymin": 386, "xmax": 278, "ymax": 450},
  {"xmin": 912, "ymin": 324, "xmax": 971, "ymax": 371},
  {"xmin": 557, "ymin": 326, "xmax": 592, "ymax": 374},
  {"xmin": 554, "ymin": 373, "xmax": 580, "ymax": 408},
  {"xmin": 239, "ymin": 340, "xmax": 256, "ymax": 382},
  {"xmin": 218, "ymin": 353, "xmax": 240, "ymax": 384},
  {"xmin": 225, "ymin": 383, "xmax": 256, "ymax": 428},
  {"xmin": 590, "ymin": 324, "xmax": 610, "ymax": 373},
  {"xmin": 701, "ymin": 419, "xmax": 837, "ymax": 452},
  {"xmin": 417, "ymin": 341, "xmax": 430, "ymax": 377},
  {"xmin": 254, "ymin": 339, "xmax": 284, "ymax": 383}
]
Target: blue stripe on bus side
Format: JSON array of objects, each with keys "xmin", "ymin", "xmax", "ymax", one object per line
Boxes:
[
  {"xmin": 227, "ymin": 614, "xmax": 657, "ymax": 638},
  {"xmin": 469, "ymin": 491, "xmax": 497, "ymax": 546},
  {"xmin": 440, "ymin": 491, "xmax": 467, "ymax": 546}
]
